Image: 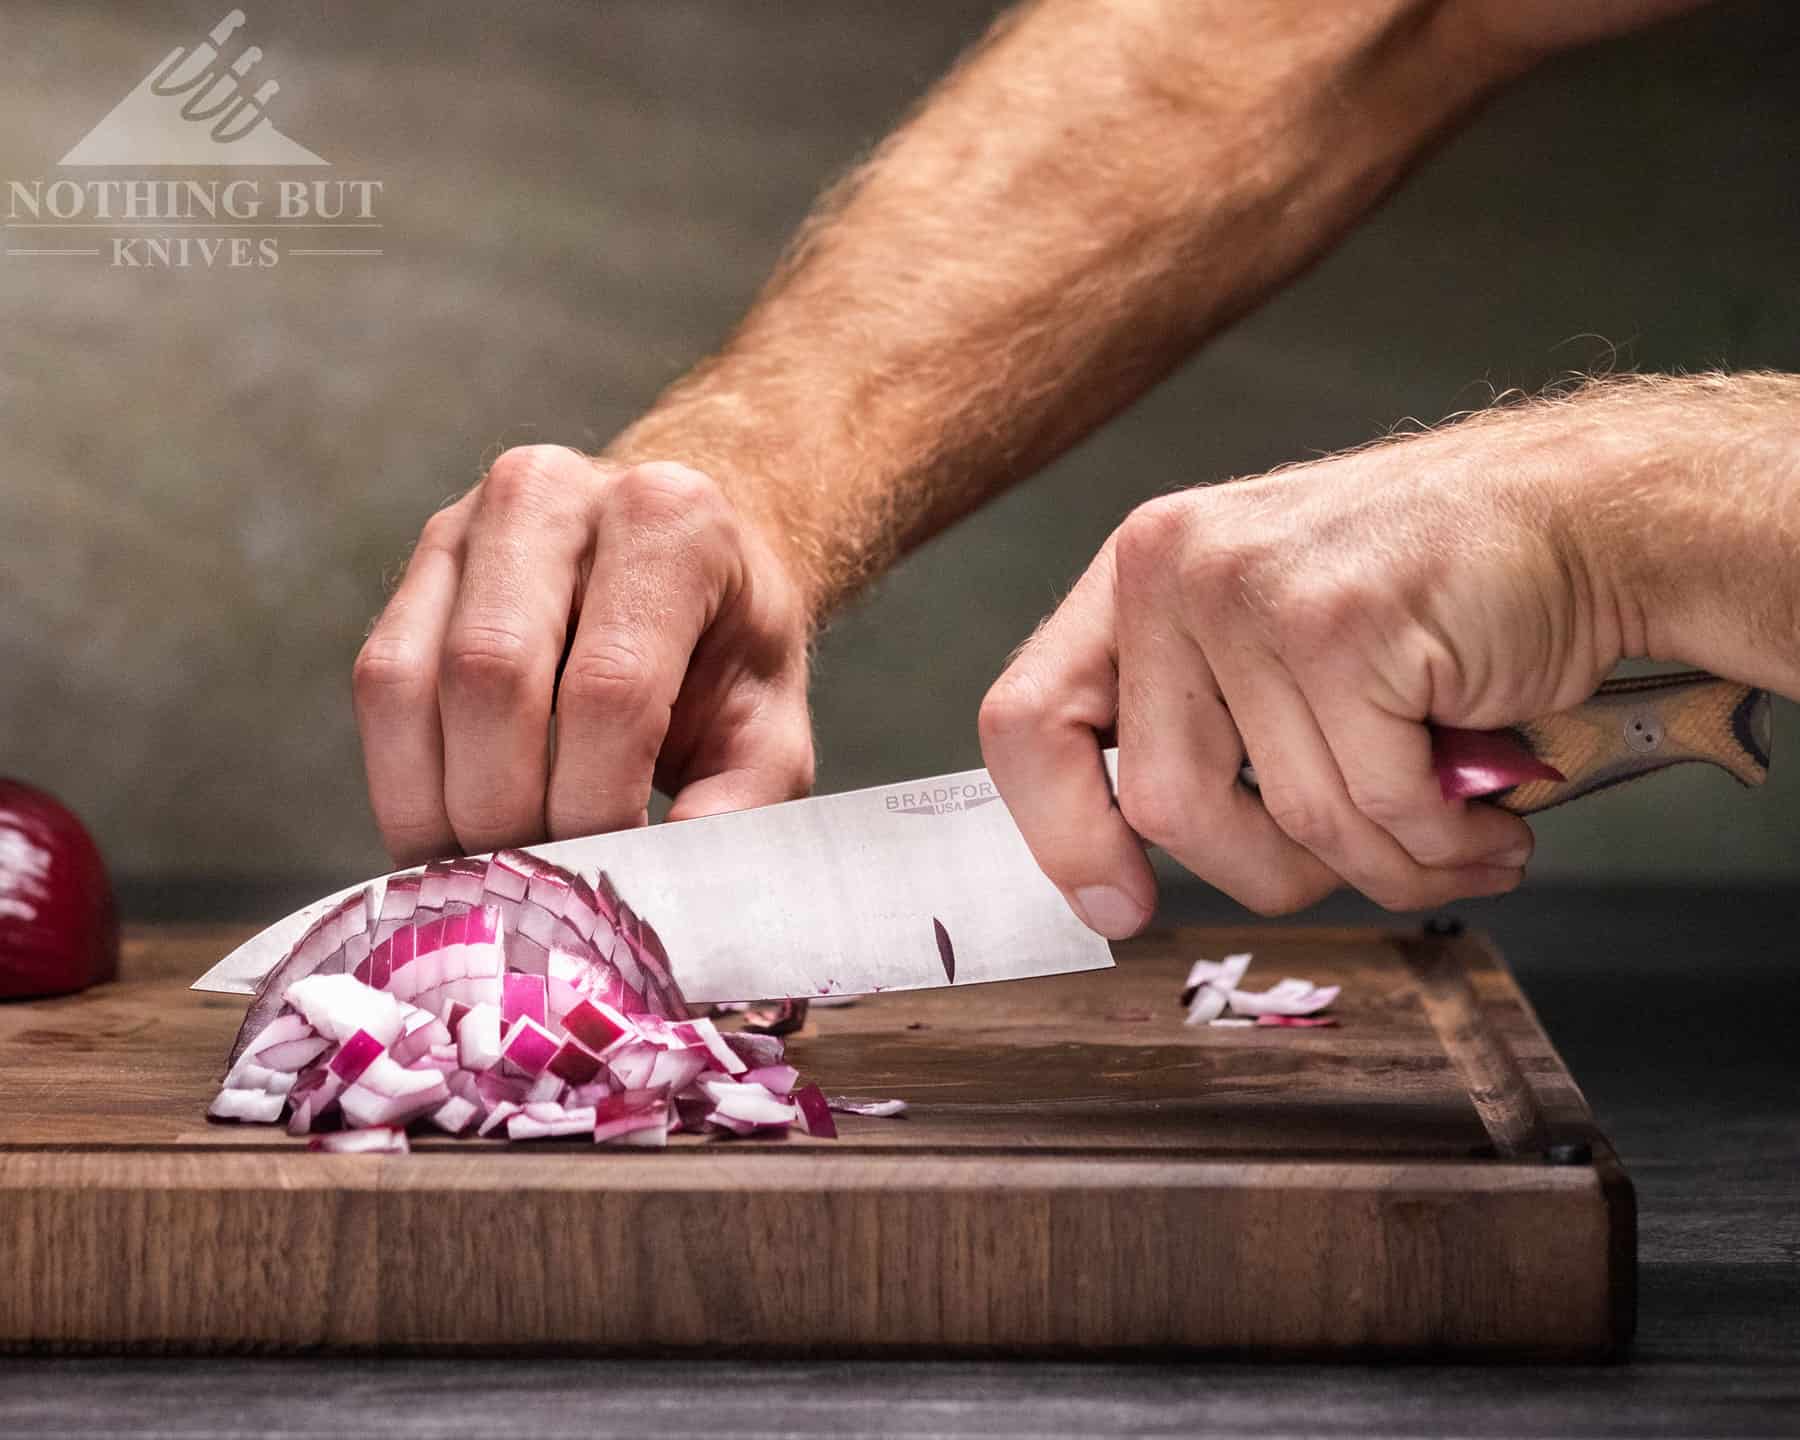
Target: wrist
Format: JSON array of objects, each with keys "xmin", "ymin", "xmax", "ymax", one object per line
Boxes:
[
  {"xmin": 1543, "ymin": 376, "xmax": 1800, "ymax": 695},
  {"xmin": 601, "ymin": 392, "xmax": 835, "ymax": 631}
]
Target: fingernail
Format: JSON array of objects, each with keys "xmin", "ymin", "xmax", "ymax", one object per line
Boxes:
[
  {"xmin": 1072, "ymin": 885, "xmax": 1150, "ymax": 940},
  {"xmin": 1489, "ymin": 842, "xmax": 1532, "ymax": 868}
]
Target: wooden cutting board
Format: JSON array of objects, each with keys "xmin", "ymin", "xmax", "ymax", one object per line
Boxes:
[{"xmin": 0, "ymin": 922, "xmax": 1632, "ymax": 1357}]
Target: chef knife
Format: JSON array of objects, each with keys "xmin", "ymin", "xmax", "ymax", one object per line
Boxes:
[{"xmin": 193, "ymin": 669, "xmax": 1769, "ymax": 1003}]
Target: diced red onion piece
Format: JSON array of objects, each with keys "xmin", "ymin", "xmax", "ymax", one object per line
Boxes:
[
  {"xmin": 286, "ymin": 973, "xmax": 406, "ymax": 1048},
  {"xmin": 826, "ymin": 1096, "xmax": 908, "ymax": 1119},
  {"xmin": 207, "ymin": 1088, "xmax": 285, "ymax": 1123},
  {"xmin": 562, "ymin": 996, "xmax": 636, "ymax": 1052},
  {"xmin": 508, "ymin": 1105, "xmax": 597, "ymax": 1140},
  {"xmin": 702, "ymin": 1080, "xmax": 798, "ymax": 1127},
  {"xmin": 660, "ymin": 1017, "xmax": 745, "ymax": 1074},
  {"xmin": 457, "ymin": 1002, "xmax": 503, "ymax": 1071},
  {"xmin": 1226, "ymin": 979, "xmax": 1339, "ymax": 1017},
  {"xmin": 475, "ymin": 1070, "xmax": 528, "ymax": 1111},
  {"xmin": 646, "ymin": 1047, "xmax": 707, "ymax": 1093},
  {"xmin": 478, "ymin": 1100, "xmax": 521, "ymax": 1137},
  {"xmin": 547, "ymin": 1037, "xmax": 604, "ymax": 1086},
  {"xmin": 327, "ymin": 1028, "xmax": 385, "ymax": 1084},
  {"xmin": 254, "ymin": 1035, "xmax": 330, "ymax": 1072},
  {"xmin": 792, "ymin": 1084, "xmax": 837, "ymax": 1138},
  {"xmin": 310, "ymin": 1127, "xmax": 409, "ymax": 1155},
  {"xmin": 604, "ymin": 1040, "xmax": 659, "ymax": 1091},
  {"xmin": 430, "ymin": 1093, "xmax": 482, "ymax": 1134},
  {"xmin": 593, "ymin": 1106, "xmax": 669, "ymax": 1145},
  {"xmin": 741, "ymin": 1065, "xmax": 799, "ymax": 1094},
  {"xmin": 524, "ymin": 1071, "xmax": 565, "ymax": 1104},
  {"xmin": 499, "ymin": 1014, "xmax": 559, "ymax": 1075},
  {"xmin": 241, "ymin": 1012, "xmax": 312, "ymax": 1058},
  {"xmin": 502, "ymin": 971, "xmax": 548, "ymax": 1028}
]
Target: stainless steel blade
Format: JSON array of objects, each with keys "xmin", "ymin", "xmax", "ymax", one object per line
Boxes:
[{"xmin": 192, "ymin": 762, "xmax": 1114, "ymax": 1002}]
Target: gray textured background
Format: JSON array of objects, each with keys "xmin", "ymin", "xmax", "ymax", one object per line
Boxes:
[{"xmin": 2, "ymin": 0, "xmax": 1796, "ymax": 909}]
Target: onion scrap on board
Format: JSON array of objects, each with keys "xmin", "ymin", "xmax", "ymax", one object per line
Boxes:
[{"xmin": 1181, "ymin": 952, "xmax": 1340, "ymax": 1028}]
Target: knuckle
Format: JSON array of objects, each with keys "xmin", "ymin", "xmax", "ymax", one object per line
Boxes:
[
  {"xmin": 1260, "ymin": 788, "xmax": 1337, "ymax": 854},
  {"xmin": 1116, "ymin": 778, "xmax": 1186, "ymax": 852},
  {"xmin": 1112, "ymin": 497, "xmax": 1191, "ymax": 583},
  {"xmin": 1174, "ymin": 538, "xmax": 1257, "ymax": 617},
  {"xmin": 417, "ymin": 506, "xmax": 463, "ymax": 551},
  {"xmin": 482, "ymin": 444, "xmax": 580, "ymax": 510},
  {"xmin": 559, "ymin": 640, "xmax": 659, "ymax": 722},
  {"xmin": 352, "ymin": 636, "xmax": 429, "ymax": 709},
  {"xmin": 1280, "ymin": 576, "xmax": 1363, "ymax": 657},
  {"xmin": 1343, "ymin": 781, "xmax": 1414, "ymax": 833},
  {"xmin": 614, "ymin": 461, "xmax": 720, "ymax": 527},
  {"xmin": 441, "ymin": 624, "xmax": 534, "ymax": 705},
  {"xmin": 977, "ymin": 671, "xmax": 1049, "ymax": 749}
]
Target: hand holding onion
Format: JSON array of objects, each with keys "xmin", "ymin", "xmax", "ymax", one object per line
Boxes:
[
  {"xmin": 354, "ymin": 446, "xmax": 816, "ymax": 864},
  {"xmin": 0, "ymin": 779, "xmax": 118, "ymax": 999}
]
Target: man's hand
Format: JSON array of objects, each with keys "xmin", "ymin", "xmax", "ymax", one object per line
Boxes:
[
  {"xmin": 980, "ymin": 375, "xmax": 1800, "ymax": 934},
  {"xmin": 353, "ymin": 446, "xmax": 813, "ymax": 864},
  {"xmin": 350, "ymin": 0, "xmax": 1719, "ymax": 864}
]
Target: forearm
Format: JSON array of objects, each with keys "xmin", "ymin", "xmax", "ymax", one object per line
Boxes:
[
  {"xmin": 608, "ymin": 0, "xmax": 1519, "ymax": 620},
  {"xmin": 1558, "ymin": 373, "xmax": 1800, "ymax": 699}
]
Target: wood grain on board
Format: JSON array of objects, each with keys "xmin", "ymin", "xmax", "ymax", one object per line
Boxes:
[{"xmin": 0, "ymin": 924, "xmax": 1632, "ymax": 1356}]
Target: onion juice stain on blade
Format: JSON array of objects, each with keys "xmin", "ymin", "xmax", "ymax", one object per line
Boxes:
[{"xmin": 933, "ymin": 917, "xmax": 955, "ymax": 984}]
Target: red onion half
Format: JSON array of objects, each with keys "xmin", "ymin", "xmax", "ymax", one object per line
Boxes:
[{"xmin": 0, "ymin": 779, "xmax": 118, "ymax": 1000}]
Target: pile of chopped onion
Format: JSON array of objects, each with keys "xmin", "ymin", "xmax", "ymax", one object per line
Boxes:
[
  {"xmin": 1181, "ymin": 952, "xmax": 1340, "ymax": 1028},
  {"xmin": 210, "ymin": 849, "xmax": 860, "ymax": 1146}
]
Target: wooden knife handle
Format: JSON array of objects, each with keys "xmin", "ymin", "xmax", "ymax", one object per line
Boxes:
[
  {"xmin": 1210, "ymin": 671, "xmax": 1772, "ymax": 818},
  {"xmin": 1479, "ymin": 670, "xmax": 1772, "ymax": 816}
]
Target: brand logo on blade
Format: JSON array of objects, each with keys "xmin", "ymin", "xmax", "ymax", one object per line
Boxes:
[
  {"xmin": 884, "ymin": 782, "xmax": 1001, "ymax": 817},
  {"xmin": 5, "ymin": 10, "xmax": 386, "ymax": 270}
]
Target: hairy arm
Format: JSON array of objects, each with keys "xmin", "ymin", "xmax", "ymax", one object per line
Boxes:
[
  {"xmin": 356, "ymin": 0, "xmax": 1714, "ymax": 861},
  {"xmin": 610, "ymin": 0, "xmax": 1529, "ymax": 618}
]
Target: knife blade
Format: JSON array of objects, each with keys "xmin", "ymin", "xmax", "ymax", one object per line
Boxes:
[
  {"xmin": 194, "ymin": 669, "xmax": 1770, "ymax": 1001},
  {"xmin": 193, "ymin": 761, "xmax": 1113, "ymax": 1002}
]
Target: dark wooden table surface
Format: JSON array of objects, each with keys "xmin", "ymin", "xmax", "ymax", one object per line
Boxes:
[{"xmin": 3, "ymin": 883, "xmax": 1795, "ymax": 1437}]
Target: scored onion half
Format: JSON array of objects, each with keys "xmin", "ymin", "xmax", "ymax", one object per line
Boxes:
[{"xmin": 211, "ymin": 847, "xmax": 907, "ymax": 1149}]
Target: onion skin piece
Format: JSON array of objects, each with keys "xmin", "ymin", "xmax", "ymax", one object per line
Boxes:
[
  {"xmin": 1432, "ymin": 727, "xmax": 1564, "ymax": 802},
  {"xmin": 0, "ymin": 778, "xmax": 118, "ymax": 1000}
]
